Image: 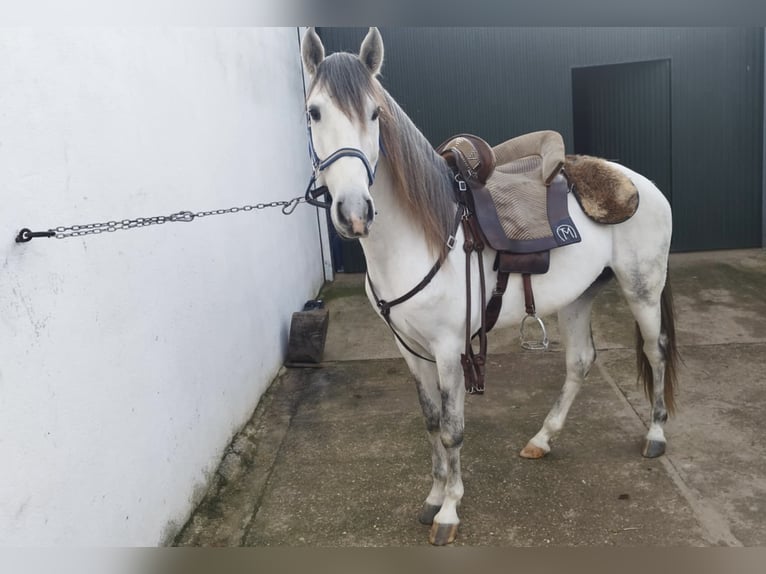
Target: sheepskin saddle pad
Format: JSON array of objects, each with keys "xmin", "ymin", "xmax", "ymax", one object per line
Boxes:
[{"xmin": 564, "ymin": 154, "xmax": 639, "ymax": 224}]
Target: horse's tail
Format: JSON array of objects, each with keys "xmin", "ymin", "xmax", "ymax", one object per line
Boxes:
[{"xmin": 635, "ymin": 275, "xmax": 679, "ymax": 414}]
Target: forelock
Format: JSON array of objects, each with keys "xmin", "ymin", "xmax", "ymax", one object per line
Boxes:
[{"xmin": 309, "ymin": 53, "xmax": 383, "ymax": 120}]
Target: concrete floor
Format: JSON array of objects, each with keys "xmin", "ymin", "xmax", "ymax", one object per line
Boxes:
[{"xmin": 175, "ymin": 249, "xmax": 766, "ymax": 547}]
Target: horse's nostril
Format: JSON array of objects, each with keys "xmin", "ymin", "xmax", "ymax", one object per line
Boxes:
[
  {"xmin": 366, "ymin": 199, "xmax": 374, "ymax": 223},
  {"xmin": 336, "ymin": 201, "xmax": 350, "ymax": 225}
]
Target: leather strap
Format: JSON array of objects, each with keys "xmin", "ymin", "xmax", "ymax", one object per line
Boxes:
[
  {"xmin": 460, "ymin": 213, "xmax": 487, "ymax": 395},
  {"xmin": 523, "ymin": 273, "xmax": 536, "ymax": 316},
  {"xmin": 370, "ymin": 259, "xmax": 443, "ymax": 319},
  {"xmin": 485, "ymin": 270, "xmax": 510, "ymax": 333},
  {"xmin": 367, "ymin": 273, "xmax": 437, "ymax": 363},
  {"xmin": 366, "ymin": 205, "xmax": 464, "ymax": 364},
  {"xmin": 461, "ymin": 218, "xmax": 475, "ymax": 386}
]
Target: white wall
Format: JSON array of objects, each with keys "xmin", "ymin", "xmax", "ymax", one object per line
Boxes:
[{"xmin": 0, "ymin": 28, "xmax": 325, "ymax": 546}]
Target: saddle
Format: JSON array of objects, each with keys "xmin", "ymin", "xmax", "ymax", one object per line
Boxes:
[
  {"xmin": 436, "ymin": 130, "xmax": 639, "ymax": 394},
  {"xmin": 438, "ymin": 131, "xmax": 581, "ymax": 254}
]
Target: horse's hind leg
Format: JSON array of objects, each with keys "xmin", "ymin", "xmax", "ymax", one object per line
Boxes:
[
  {"xmin": 618, "ymin": 276, "xmax": 677, "ymax": 458},
  {"xmin": 520, "ymin": 284, "xmax": 601, "ymax": 459}
]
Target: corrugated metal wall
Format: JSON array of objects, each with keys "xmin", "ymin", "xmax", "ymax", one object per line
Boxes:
[
  {"xmin": 572, "ymin": 59, "xmax": 672, "ymax": 201},
  {"xmin": 317, "ymin": 27, "xmax": 764, "ymax": 254}
]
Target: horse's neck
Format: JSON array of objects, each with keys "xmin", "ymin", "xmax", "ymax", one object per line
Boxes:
[{"xmin": 359, "ymin": 159, "xmax": 436, "ymax": 296}]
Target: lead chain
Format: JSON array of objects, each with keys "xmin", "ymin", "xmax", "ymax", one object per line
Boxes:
[{"xmin": 17, "ymin": 196, "xmax": 305, "ymax": 243}]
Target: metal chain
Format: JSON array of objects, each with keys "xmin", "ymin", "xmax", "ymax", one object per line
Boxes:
[{"xmin": 16, "ymin": 196, "xmax": 306, "ymax": 243}]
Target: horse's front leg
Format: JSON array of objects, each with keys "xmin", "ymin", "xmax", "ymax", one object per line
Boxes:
[
  {"xmin": 402, "ymin": 351, "xmax": 465, "ymax": 545},
  {"xmin": 429, "ymin": 354, "xmax": 465, "ymax": 545},
  {"xmin": 405, "ymin": 355, "xmax": 447, "ymax": 525}
]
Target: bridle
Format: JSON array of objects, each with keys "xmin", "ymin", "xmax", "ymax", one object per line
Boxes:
[{"xmin": 303, "ymin": 114, "xmax": 378, "ymax": 209}]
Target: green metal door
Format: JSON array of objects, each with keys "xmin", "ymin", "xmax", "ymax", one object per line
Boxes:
[{"xmin": 572, "ymin": 60, "xmax": 673, "ymax": 205}]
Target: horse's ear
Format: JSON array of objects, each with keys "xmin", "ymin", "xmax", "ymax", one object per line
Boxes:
[
  {"xmin": 359, "ymin": 27, "xmax": 384, "ymax": 76},
  {"xmin": 302, "ymin": 27, "xmax": 325, "ymax": 77}
]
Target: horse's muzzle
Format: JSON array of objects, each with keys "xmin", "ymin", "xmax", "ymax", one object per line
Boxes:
[{"xmin": 335, "ymin": 198, "xmax": 374, "ymax": 238}]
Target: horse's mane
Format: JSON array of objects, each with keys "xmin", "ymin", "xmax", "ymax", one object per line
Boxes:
[
  {"xmin": 378, "ymin": 92, "xmax": 457, "ymax": 255},
  {"xmin": 309, "ymin": 53, "xmax": 456, "ymax": 255}
]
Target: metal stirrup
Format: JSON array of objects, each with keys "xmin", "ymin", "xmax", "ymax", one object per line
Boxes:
[{"xmin": 520, "ymin": 314, "xmax": 549, "ymax": 351}]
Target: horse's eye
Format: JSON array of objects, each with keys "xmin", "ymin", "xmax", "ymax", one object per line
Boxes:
[
  {"xmin": 371, "ymin": 107, "xmax": 380, "ymax": 121},
  {"xmin": 308, "ymin": 106, "xmax": 321, "ymax": 122}
]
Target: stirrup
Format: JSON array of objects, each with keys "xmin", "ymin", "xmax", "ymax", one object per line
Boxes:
[{"xmin": 520, "ymin": 314, "xmax": 549, "ymax": 351}]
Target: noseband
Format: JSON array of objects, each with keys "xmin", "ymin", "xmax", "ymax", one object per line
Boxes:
[{"xmin": 304, "ymin": 118, "xmax": 378, "ymax": 209}]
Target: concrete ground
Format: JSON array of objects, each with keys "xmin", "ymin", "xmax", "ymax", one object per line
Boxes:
[{"xmin": 175, "ymin": 249, "xmax": 766, "ymax": 547}]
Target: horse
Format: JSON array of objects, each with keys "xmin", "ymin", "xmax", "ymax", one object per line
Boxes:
[{"xmin": 300, "ymin": 27, "xmax": 679, "ymax": 545}]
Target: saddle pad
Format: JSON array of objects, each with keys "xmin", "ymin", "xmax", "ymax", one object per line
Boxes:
[
  {"xmin": 471, "ymin": 131, "xmax": 581, "ymax": 254},
  {"xmin": 565, "ymin": 155, "xmax": 639, "ymax": 224},
  {"xmin": 474, "ymin": 172, "xmax": 581, "ymax": 253}
]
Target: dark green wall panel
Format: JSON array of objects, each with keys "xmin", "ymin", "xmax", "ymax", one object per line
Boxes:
[
  {"xmin": 572, "ymin": 59, "xmax": 672, "ymax": 202},
  {"xmin": 318, "ymin": 27, "xmax": 764, "ymax": 253}
]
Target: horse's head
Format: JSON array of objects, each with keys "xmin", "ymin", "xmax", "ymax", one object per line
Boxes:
[{"xmin": 302, "ymin": 27, "xmax": 386, "ymax": 239}]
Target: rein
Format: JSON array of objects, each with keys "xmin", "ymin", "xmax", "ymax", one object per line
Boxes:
[{"xmin": 453, "ymin": 174, "xmax": 489, "ymax": 395}]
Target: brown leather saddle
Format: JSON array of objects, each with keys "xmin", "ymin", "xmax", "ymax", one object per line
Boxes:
[
  {"xmin": 437, "ymin": 129, "xmax": 580, "ymax": 314},
  {"xmin": 435, "ymin": 130, "xmax": 578, "ymax": 394},
  {"xmin": 438, "ymin": 130, "xmax": 580, "ymax": 257}
]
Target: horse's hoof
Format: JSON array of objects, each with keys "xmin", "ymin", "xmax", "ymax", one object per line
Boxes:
[
  {"xmin": 642, "ymin": 439, "xmax": 666, "ymax": 458},
  {"xmin": 419, "ymin": 503, "xmax": 441, "ymax": 525},
  {"xmin": 519, "ymin": 443, "xmax": 547, "ymax": 459},
  {"xmin": 429, "ymin": 522, "xmax": 458, "ymax": 546}
]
